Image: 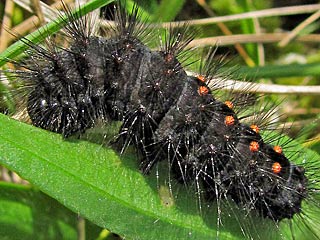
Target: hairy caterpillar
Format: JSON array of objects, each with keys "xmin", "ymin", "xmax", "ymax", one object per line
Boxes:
[{"xmin": 1, "ymin": 0, "xmax": 319, "ymax": 239}]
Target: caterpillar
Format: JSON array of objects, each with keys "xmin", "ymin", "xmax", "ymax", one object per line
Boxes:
[{"xmin": 1, "ymin": 0, "xmax": 319, "ymax": 239}]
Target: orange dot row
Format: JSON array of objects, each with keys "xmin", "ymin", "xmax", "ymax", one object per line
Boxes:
[
  {"xmin": 197, "ymin": 75, "xmax": 209, "ymax": 96},
  {"xmin": 196, "ymin": 82, "xmax": 284, "ymax": 175}
]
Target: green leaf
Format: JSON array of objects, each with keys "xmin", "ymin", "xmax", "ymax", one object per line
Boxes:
[
  {"xmin": 0, "ymin": 115, "xmax": 318, "ymax": 240},
  {"xmin": 0, "ymin": 182, "xmax": 77, "ymax": 240},
  {"xmin": 1, "ymin": 113, "xmax": 298, "ymax": 240},
  {"xmin": 0, "ymin": 182, "xmax": 106, "ymax": 239},
  {"xmin": 0, "ymin": 113, "xmax": 319, "ymax": 240},
  {"xmin": 0, "ymin": 114, "xmax": 237, "ymax": 239},
  {"xmin": 236, "ymin": 62, "xmax": 320, "ymax": 78},
  {"xmin": 151, "ymin": 0, "xmax": 186, "ymax": 22},
  {"xmin": 236, "ymin": 0, "xmax": 260, "ymax": 65}
]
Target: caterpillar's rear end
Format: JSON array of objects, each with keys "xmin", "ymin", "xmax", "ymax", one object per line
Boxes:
[{"xmin": 3, "ymin": 1, "xmax": 319, "ymax": 239}]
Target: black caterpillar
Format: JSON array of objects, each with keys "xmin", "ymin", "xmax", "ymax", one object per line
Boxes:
[{"xmin": 3, "ymin": 1, "xmax": 316, "ymax": 239}]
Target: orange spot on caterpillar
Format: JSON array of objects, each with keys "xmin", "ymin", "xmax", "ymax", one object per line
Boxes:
[
  {"xmin": 272, "ymin": 162, "xmax": 282, "ymax": 174},
  {"xmin": 197, "ymin": 75, "xmax": 206, "ymax": 82},
  {"xmin": 225, "ymin": 115, "xmax": 235, "ymax": 126},
  {"xmin": 250, "ymin": 124, "xmax": 259, "ymax": 133},
  {"xmin": 225, "ymin": 100, "xmax": 234, "ymax": 109},
  {"xmin": 164, "ymin": 53, "xmax": 174, "ymax": 63},
  {"xmin": 249, "ymin": 141, "xmax": 259, "ymax": 152},
  {"xmin": 274, "ymin": 145, "xmax": 283, "ymax": 154},
  {"xmin": 198, "ymin": 86, "xmax": 209, "ymax": 96}
]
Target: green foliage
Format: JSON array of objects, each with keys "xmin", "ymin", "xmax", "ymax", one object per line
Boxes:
[
  {"xmin": 0, "ymin": 114, "xmax": 319, "ymax": 239},
  {"xmin": 0, "ymin": 114, "xmax": 240, "ymax": 240},
  {"xmin": 0, "ymin": 0, "xmax": 319, "ymax": 239},
  {"xmin": 0, "ymin": 182, "xmax": 78, "ymax": 240}
]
